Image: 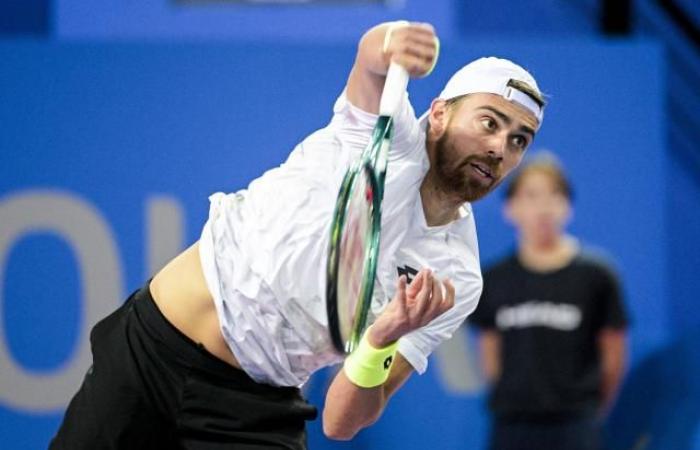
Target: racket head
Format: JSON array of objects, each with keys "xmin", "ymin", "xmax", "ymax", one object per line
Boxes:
[{"xmin": 326, "ymin": 161, "xmax": 382, "ymax": 354}]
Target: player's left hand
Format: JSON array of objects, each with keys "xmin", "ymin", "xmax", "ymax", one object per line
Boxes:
[{"xmin": 367, "ymin": 268, "xmax": 454, "ymax": 348}]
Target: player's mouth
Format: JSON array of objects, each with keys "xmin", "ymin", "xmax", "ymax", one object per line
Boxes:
[{"xmin": 469, "ymin": 162, "xmax": 493, "ymax": 181}]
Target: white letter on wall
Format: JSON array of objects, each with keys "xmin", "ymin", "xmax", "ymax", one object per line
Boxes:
[{"xmin": 0, "ymin": 190, "xmax": 122, "ymax": 411}]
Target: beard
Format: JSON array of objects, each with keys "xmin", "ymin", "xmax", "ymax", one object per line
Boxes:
[{"xmin": 433, "ymin": 131, "xmax": 503, "ymax": 202}]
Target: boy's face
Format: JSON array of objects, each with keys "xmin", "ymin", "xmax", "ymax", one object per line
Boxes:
[{"xmin": 505, "ymin": 169, "xmax": 571, "ymax": 243}]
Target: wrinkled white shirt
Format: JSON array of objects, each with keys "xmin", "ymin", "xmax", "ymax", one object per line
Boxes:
[{"xmin": 199, "ymin": 91, "xmax": 482, "ymax": 386}]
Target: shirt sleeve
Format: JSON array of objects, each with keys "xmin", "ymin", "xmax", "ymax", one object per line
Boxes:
[
  {"xmin": 331, "ymin": 89, "xmax": 423, "ymax": 161},
  {"xmin": 595, "ymin": 263, "xmax": 629, "ymax": 330}
]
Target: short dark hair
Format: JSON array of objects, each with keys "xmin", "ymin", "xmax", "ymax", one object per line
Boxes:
[{"xmin": 504, "ymin": 152, "xmax": 573, "ymax": 200}]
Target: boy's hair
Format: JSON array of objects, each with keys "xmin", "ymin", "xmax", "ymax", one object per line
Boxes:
[{"xmin": 505, "ymin": 152, "xmax": 573, "ymax": 201}]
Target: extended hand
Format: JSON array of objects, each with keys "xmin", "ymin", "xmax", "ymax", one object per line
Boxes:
[{"xmin": 368, "ymin": 268, "xmax": 454, "ymax": 348}]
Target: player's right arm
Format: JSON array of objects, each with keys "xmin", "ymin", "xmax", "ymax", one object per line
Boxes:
[{"xmin": 346, "ymin": 22, "xmax": 438, "ymax": 115}]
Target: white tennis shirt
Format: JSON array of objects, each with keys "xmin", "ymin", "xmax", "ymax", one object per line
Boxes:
[{"xmin": 199, "ymin": 91, "xmax": 483, "ymax": 386}]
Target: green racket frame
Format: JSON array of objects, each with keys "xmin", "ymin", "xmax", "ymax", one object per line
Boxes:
[{"xmin": 326, "ymin": 116, "xmax": 394, "ymax": 354}]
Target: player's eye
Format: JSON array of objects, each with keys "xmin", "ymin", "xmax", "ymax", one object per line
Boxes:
[
  {"xmin": 480, "ymin": 117, "xmax": 497, "ymax": 131},
  {"xmin": 511, "ymin": 135, "xmax": 529, "ymax": 150}
]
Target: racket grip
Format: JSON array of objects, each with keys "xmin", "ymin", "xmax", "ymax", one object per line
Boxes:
[{"xmin": 379, "ymin": 62, "xmax": 409, "ymax": 117}]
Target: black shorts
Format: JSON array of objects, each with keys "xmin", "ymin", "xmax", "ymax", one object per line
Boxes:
[{"xmin": 49, "ymin": 283, "xmax": 318, "ymax": 450}]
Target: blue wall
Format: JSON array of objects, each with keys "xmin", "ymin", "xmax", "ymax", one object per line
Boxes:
[
  {"xmin": 0, "ymin": 39, "xmax": 686, "ymax": 450},
  {"xmin": 54, "ymin": 0, "xmax": 459, "ymax": 41}
]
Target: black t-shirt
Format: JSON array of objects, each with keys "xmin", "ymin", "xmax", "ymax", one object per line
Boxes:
[{"xmin": 469, "ymin": 249, "xmax": 628, "ymax": 418}]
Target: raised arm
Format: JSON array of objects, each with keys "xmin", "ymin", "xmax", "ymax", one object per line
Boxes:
[
  {"xmin": 323, "ymin": 269, "xmax": 455, "ymax": 440},
  {"xmin": 346, "ymin": 22, "xmax": 439, "ymax": 114}
]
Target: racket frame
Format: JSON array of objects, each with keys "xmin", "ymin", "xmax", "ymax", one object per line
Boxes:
[
  {"xmin": 326, "ymin": 116, "xmax": 394, "ymax": 354},
  {"xmin": 326, "ymin": 63, "xmax": 408, "ymax": 354}
]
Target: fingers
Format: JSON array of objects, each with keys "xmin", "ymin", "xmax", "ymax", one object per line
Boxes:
[
  {"xmin": 372, "ymin": 272, "xmax": 454, "ymax": 345},
  {"xmin": 397, "ymin": 31, "xmax": 437, "ymax": 60},
  {"xmin": 384, "ymin": 22, "xmax": 439, "ymax": 78},
  {"xmin": 408, "ymin": 275, "xmax": 455, "ymax": 327},
  {"xmin": 425, "ymin": 273, "xmax": 444, "ymax": 318},
  {"xmin": 438, "ymin": 278, "xmax": 455, "ymax": 315},
  {"xmin": 409, "ymin": 269, "xmax": 434, "ymax": 321},
  {"xmin": 393, "ymin": 53, "xmax": 436, "ymax": 78},
  {"xmin": 405, "ymin": 269, "xmax": 424, "ymax": 298},
  {"xmin": 395, "ymin": 274, "xmax": 409, "ymax": 315}
]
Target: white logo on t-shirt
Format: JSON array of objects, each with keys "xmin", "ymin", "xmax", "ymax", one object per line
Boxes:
[{"xmin": 495, "ymin": 301, "xmax": 582, "ymax": 331}]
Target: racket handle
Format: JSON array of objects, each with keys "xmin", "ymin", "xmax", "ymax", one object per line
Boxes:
[{"xmin": 379, "ymin": 62, "xmax": 409, "ymax": 117}]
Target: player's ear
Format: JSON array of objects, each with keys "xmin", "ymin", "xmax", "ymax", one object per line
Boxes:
[{"xmin": 427, "ymin": 99, "xmax": 449, "ymax": 137}]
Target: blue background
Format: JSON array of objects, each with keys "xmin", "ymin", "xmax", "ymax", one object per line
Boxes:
[{"xmin": 1, "ymin": 1, "xmax": 700, "ymax": 449}]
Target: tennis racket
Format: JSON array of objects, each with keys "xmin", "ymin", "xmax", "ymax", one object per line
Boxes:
[{"xmin": 326, "ymin": 62, "xmax": 409, "ymax": 354}]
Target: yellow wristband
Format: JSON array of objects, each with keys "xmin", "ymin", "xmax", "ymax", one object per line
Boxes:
[{"xmin": 343, "ymin": 327, "xmax": 399, "ymax": 388}]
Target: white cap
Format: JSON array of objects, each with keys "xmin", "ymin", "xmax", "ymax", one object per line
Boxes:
[{"xmin": 419, "ymin": 56, "xmax": 544, "ymax": 128}]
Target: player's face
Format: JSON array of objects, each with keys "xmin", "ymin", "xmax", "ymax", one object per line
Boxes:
[
  {"xmin": 433, "ymin": 94, "xmax": 538, "ymax": 202},
  {"xmin": 506, "ymin": 170, "xmax": 571, "ymax": 244}
]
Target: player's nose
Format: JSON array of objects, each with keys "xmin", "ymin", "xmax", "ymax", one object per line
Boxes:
[{"xmin": 485, "ymin": 133, "xmax": 507, "ymax": 160}]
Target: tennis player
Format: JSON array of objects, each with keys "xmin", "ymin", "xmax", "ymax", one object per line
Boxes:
[{"xmin": 50, "ymin": 21, "xmax": 546, "ymax": 449}]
